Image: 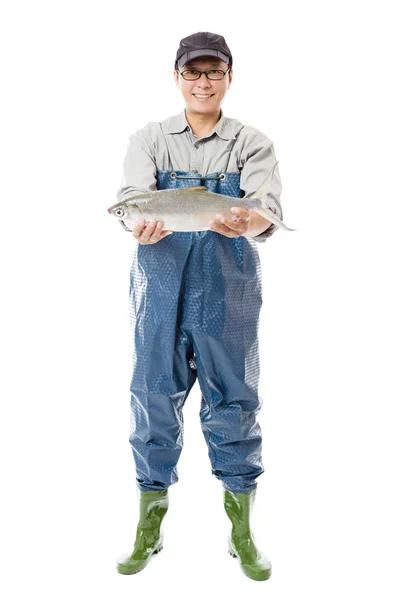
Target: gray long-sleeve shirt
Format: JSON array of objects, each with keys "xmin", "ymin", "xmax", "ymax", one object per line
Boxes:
[{"xmin": 116, "ymin": 110, "xmax": 283, "ymax": 242}]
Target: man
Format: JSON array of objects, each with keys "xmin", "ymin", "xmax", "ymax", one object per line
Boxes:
[{"xmin": 115, "ymin": 31, "xmax": 284, "ymax": 581}]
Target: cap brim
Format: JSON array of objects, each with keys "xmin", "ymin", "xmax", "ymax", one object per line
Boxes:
[{"xmin": 177, "ymin": 49, "xmax": 230, "ymax": 69}]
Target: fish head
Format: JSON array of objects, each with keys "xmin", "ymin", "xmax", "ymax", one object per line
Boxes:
[
  {"xmin": 107, "ymin": 203, "xmax": 125, "ymax": 218},
  {"xmin": 107, "ymin": 201, "xmax": 142, "ymax": 221}
]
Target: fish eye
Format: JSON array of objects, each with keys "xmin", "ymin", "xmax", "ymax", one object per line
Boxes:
[{"xmin": 115, "ymin": 208, "xmax": 124, "ymax": 217}]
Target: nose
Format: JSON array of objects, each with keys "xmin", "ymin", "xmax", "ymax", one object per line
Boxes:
[{"xmin": 196, "ymin": 72, "xmax": 212, "ymax": 88}]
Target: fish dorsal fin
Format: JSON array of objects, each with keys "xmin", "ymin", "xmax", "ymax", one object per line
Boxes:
[
  {"xmin": 167, "ymin": 185, "xmax": 206, "ymax": 195},
  {"xmin": 185, "ymin": 185, "xmax": 206, "ymax": 191}
]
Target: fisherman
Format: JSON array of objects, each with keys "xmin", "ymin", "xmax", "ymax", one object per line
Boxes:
[{"xmin": 115, "ymin": 31, "xmax": 284, "ymax": 581}]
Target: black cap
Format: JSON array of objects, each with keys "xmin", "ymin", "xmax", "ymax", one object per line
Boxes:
[{"xmin": 175, "ymin": 32, "xmax": 232, "ymax": 70}]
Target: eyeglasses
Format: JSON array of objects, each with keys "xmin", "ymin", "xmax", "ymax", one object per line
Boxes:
[{"xmin": 178, "ymin": 68, "xmax": 231, "ymax": 81}]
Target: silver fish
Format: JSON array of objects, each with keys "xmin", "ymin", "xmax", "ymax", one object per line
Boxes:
[{"xmin": 108, "ymin": 161, "xmax": 295, "ymax": 233}]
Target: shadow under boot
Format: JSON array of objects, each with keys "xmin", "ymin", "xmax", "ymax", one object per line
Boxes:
[
  {"xmin": 224, "ymin": 489, "xmax": 272, "ymax": 581},
  {"xmin": 117, "ymin": 489, "xmax": 169, "ymax": 575}
]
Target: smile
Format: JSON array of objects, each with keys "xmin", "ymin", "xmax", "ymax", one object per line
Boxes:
[{"xmin": 193, "ymin": 94, "xmax": 214, "ymax": 99}]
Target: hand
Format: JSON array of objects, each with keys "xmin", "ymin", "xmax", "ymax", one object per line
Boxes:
[
  {"xmin": 208, "ymin": 207, "xmax": 250, "ymax": 238},
  {"xmin": 132, "ymin": 220, "xmax": 173, "ymax": 245}
]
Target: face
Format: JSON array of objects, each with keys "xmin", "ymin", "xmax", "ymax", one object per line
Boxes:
[{"xmin": 174, "ymin": 56, "xmax": 233, "ymax": 115}]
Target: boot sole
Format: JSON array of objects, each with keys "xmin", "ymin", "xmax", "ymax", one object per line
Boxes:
[
  {"xmin": 228, "ymin": 545, "xmax": 272, "ymax": 581},
  {"xmin": 117, "ymin": 546, "xmax": 163, "ymax": 575}
]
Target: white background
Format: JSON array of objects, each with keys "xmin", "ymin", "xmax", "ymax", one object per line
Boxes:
[{"xmin": 1, "ymin": 0, "xmax": 399, "ymax": 598}]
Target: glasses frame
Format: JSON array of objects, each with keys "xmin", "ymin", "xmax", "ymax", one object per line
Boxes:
[{"xmin": 177, "ymin": 68, "xmax": 231, "ymax": 81}]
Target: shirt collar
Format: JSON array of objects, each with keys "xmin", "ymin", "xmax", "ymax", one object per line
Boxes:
[{"xmin": 166, "ymin": 110, "xmax": 236, "ymax": 140}]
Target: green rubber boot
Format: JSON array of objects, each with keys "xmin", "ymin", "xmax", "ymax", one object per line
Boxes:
[
  {"xmin": 224, "ymin": 489, "xmax": 272, "ymax": 581},
  {"xmin": 117, "ymin": 489, "xmax": 169, "ymax": 575}
]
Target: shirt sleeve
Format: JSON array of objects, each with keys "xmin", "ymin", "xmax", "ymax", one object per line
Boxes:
[
  {"xmin": 115, "ymin": 126, "xmax": 158, "ymax": 203},
  {"xmin": 239, "ymin": 132, "xmax": 283, "ymax": 243}
]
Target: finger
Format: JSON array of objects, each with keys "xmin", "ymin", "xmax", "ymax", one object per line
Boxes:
[
  {"xmin": 146, "ymin": 221, "xmax": 164, "ymax": 242},
  {"xmin": 213, "ymin": 214, "xmax": 233, "ymax": 227},
  {"xmin": 152, "ymin": 221, "xmax": 164, "ymax": 236},
  {"xmin": 160, "ymin": 230, "xmax": 174, "ymax": 238},
  {"xmin": 150, "ymin": 221, "xmax": 173, "ymax": 241},
  {"xmin": 153, "ymin": 222, "xmax": 174, "ymax": 236},
  {"xmin": 230, "ymin": 207, "xmax": 250, "ymax": 221},
  {"xmin": 139, "ymin": 220, "xmax": 158, "ymax": 242},
  {"xmin": 209, "ymin": 217, "xmax": 231, "ymax": 231},
  {"xmin": 132, "ymin": 220, "xmax": 147, "ymax": 238},
  {"xmin": 208, "ymin": 219, "xmax": 243, "ymax": 237},
  {"xmin": 215, "ymin": 213, "xmax": 247, "ymax": 227},
  {"xmin": 217, "ymin": 215, "xmax": 248, "ymax": 232}
]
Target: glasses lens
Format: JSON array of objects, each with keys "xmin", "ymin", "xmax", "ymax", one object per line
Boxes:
[
  {"xmin": 182, "ymin": 70, "xmax": 200, "ymax": 80},
  {"xmin": 207, "ymin": 70, "xmax": 225, "ymax": 80}
]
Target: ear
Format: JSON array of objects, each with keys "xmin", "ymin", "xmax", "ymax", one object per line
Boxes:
[
  {"xmin": 174, "ymin": 70, "xmax": 179, "ymax": 86},
  {"xmin": 228, "ymin": 68, "xmax": 233, "ymax": 88}
]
